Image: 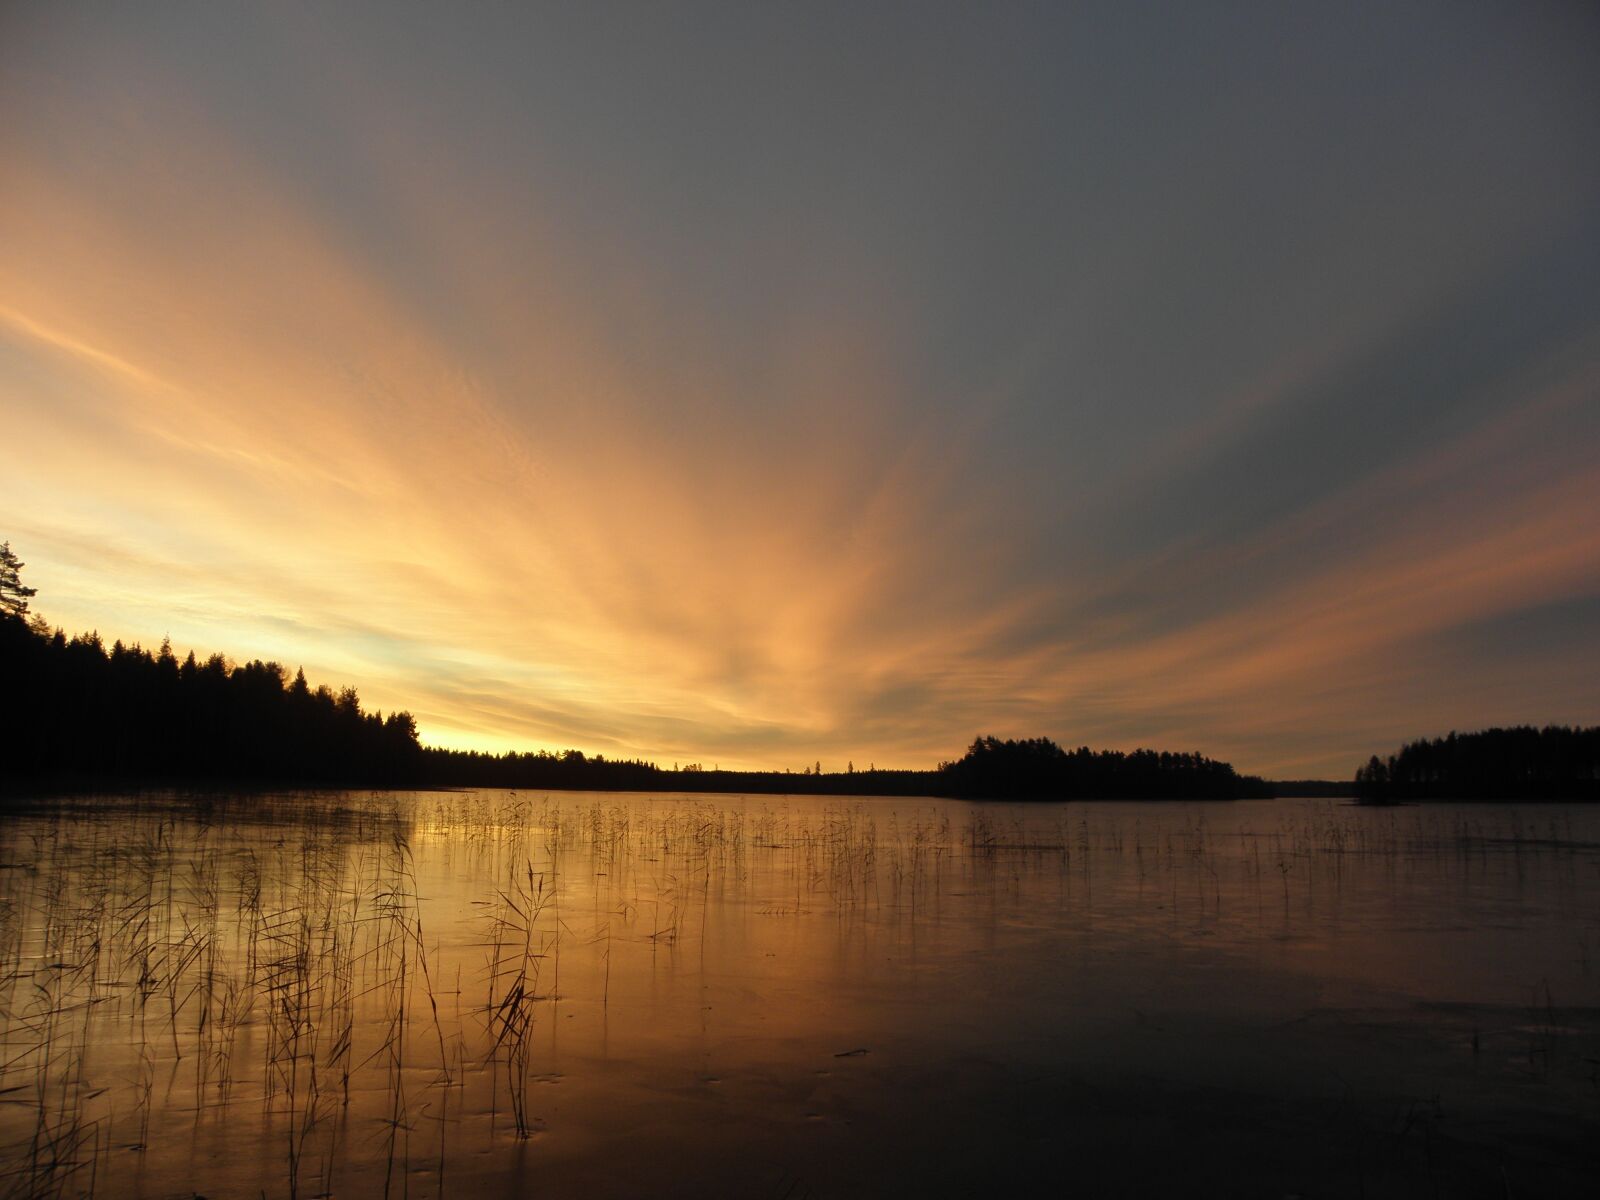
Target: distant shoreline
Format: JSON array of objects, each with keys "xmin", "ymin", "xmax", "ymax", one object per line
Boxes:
[
  {"xmin": 13, "ymin": 772, "xmax": 1600, "ymax": 806},
  {"xmin": 0, "ymin": 772, "xmax": 1403, "ymax": 805},
  {"xmin": 15, "ymin": 773, "xmax": 1600, "ymax": 806},
  {"xmin": 5, "ymin": 614, "xmax": 1596, "ymax": 806},
  {"xmin": 2, "ymin": 772, "xmax": 1282, "ymax": 802}
]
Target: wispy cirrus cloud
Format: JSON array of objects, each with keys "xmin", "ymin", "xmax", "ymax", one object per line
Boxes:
[{"xmin": 2, "ymin": 2, "xmax": 1596, "ymax": 776}]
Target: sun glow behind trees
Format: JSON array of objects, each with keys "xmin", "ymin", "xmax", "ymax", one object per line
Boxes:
[{"xmin": 2, "ymin": 4, "xmax": 1597, "ymax": 778}]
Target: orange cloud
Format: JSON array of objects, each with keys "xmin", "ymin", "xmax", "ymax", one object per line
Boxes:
[{"xmin": 4, "ymin": 6, "xmax": 1596, "ymax": 779}]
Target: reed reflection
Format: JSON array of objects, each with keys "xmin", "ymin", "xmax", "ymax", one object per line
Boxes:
[{"xmin": 1, "ymin": 791, "xmax": 1596, "ymax": 1197}]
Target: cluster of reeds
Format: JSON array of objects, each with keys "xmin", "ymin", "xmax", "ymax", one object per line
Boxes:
[
  {"xmin": 481, "ymin": 850, "xmax": 554, "ymax": 1139},
  {"xmin": 1, "ymin": 789, "xmax": 1594, "ymax": 1197},
  {"xmin": 0, "ymin": 794, "xmax": 456, "ymax": 1199}
]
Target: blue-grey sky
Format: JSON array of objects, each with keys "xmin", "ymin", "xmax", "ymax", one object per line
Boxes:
[{"xmin": 2, "ymin": 1, "xmax": 1597, "ymax": 775}]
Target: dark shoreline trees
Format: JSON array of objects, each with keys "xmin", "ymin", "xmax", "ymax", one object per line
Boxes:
[
  {"xmin": 0, "ymin": 615, "xmax": 421, "ymax": 786},
  {"xmin": 937, "ymin": 735, "xmax": 1267, "ymax": 799},
  {"xmin": 0, "ymin": 553, "xmax": 1274, "ymax": 799},
  {"xmin": 0, "ymin": 608, "xmax": 1267, "ymax": 797},
  {"xmin": 1354, "ymin": 726, "xmax": 1600, "ymax": 803},
  {"xmin": 5, "ymin": 599, "xmax": 1593, "ymax": 804},
  {"xmin": 18, "ymin": 544, "xmax": 1584, "ymax": 802},
  {"xmin": 415, "ymin": 747, "xmax": 943, "ymax": 796}
]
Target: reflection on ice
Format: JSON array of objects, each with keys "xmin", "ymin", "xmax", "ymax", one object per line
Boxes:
[{"xmin": 0, "ymin": 791, "xmax": 1595, "ymax": 1197}]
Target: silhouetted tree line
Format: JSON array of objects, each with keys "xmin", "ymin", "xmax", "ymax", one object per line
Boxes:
[
  {"xmin": 0, "ymin": 545, "xmax": 1297, "ymax": 801},
  {"xmin": 0, "ymin": 605, "xmax": 1267, "ymax": 798},
  {"xmin": 0, "ymin": 616, "xmax": 422, "ymax": 786},
  {"xmin": 412, "ymin": 739, "xmax": 1270, "ymax": 798},
  {"xmin": 3, "ymin": 604, "xmax": 1270, "ymax": 799},
  {"xmin": 1354, "ymin": 726, "xmax": 1600, "ymax": 803},
  {"xmin": 1265, "ymin": 780, "xmax": 1354, "ymax": 798},
  {"xmin": 415, "ymin": 747, "xmax": 941, "ymax": 795},
  {"xmin": 937, "ymin": 736, "xmax": 1270, "ymax": 799}
]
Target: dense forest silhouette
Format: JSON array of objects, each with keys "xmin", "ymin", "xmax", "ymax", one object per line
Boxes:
[
  {"xmin": 0, "ymin": 602, "xmax": 1267, "ymax": 797},
  {"xmin": 0, "ymin": 617, "xmax": 424, "ymax": 785},
  {"xmin": 0, "ymin": 542, "xmax": 418, "ymax": 784},
  {"xmin": 4, "ymin": 543, "xmax": 1591, "ymax": 802},
  {"xmin": 0, "ymin": 613, "xmax": 1262, "ymax": 798},
  {"xmin": 423, "ymin": 738, "xmax": 1269, "ymax": 799},
  {"xmin": 1354, "ymin": 726, "xmax": 1600, "ymax": 802},
  {"xmin": 938, "ymin": 735, "xmax": 1264, "ymax": 799},
  {"xmin": 0, "ymin": 543, "xmax": 1266, "ymax": 798}
]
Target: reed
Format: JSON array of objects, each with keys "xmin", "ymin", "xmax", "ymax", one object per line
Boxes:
[{"xmin": 0, "ymin": 789, "xmax": 1594, "ymax": 1197}]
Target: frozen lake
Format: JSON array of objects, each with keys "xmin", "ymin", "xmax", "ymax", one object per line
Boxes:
[{"xmin": 1, "ymin": 790, "xmax": 1595, "ymax": 1197}]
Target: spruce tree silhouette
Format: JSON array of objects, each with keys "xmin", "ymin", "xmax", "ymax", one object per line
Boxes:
[
  {"xmin": 0, "ymin": 542, "xmax": 37, "ymax": 620},
  {"xmin": 0, "ymin": 540, "xmax": 422, "ymax": 786}
]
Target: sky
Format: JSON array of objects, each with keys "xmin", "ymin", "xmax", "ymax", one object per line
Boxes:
[{"xmin": 2, "ymin": 2, "xmax": 1597, "ymax": 778}]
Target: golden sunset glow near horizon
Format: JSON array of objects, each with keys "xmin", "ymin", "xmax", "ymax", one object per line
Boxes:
[{"xmin": 2, "ymin": 3, "xmax": 1597, "ymax": 778}]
